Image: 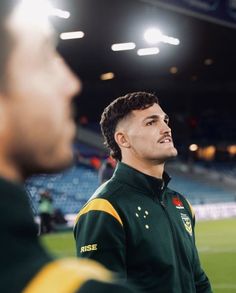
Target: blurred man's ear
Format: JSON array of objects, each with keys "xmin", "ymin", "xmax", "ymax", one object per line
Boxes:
[{"xmin": 114, "ymin": 131, "xmax": 130, "ymax": 149}]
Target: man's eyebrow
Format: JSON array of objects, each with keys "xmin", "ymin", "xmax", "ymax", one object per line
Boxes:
[
  {"xmin": 143, "ymin": 114, "xmax": 169, "ymax": 122},
  {"xmin": 143, "ymin": 115, "xmax": 159, "ymax": 122}
]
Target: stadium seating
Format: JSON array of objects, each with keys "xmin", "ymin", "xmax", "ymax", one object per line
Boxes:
[
  {"xmin": 25, "ymin": 164, "xmax": 99, "ymax": 215},
  {"xmin": 168, "ymin": 174, "xmax": 236, "ymax": 205},
  {"xmin": 26, "ymin": 162, "xmax": 236, "ymax": 216}
]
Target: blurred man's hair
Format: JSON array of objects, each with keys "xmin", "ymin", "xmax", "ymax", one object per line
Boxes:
[
  {"xmin": 100, "ymin": 92, "xmax": 159, "ymax": 161},
  {"xmin": 0, "ymin": 0, "xmax": 19, "ymax": 88}
]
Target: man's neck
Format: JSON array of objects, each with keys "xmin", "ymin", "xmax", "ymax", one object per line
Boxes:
[{"xmin": 121, "ymin": 157, "xmax": 164, "ymax": 179}]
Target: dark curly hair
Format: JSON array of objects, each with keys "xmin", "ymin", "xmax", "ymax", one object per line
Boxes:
[{"xmin": 100, "ymin": 92, "xmax": 159, "ymax": 161}]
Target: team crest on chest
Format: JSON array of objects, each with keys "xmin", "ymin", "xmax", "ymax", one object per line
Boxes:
[{"xmin": 180, "ymin": 213, "xmax": 192, "ymax": 236}]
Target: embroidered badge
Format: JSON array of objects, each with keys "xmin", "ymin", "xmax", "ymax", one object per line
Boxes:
[
  {"xmin": 172, "ymin": 197, "xmax": 184, "ymax": 209},
  {"xmin": 180, "ymin": 213, "xmax": 192, "ymax": 236}
]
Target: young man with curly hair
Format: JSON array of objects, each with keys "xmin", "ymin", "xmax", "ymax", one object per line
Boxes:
[{"xmin": 74, "ymin": 92, "xmax": 212, "ymax": 293}]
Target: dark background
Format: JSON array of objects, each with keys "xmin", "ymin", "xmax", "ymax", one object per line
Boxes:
[{"xmin": 51, "ymin": 0, "xmax": 236, "ymax": 150}]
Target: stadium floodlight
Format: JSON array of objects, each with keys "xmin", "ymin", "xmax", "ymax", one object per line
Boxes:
[
  {"xmin": 60, "ymin": 31, "xmax": 85, "ymax": 40},
  {"xmin": 51, "ymin": 8, "xmax": 70, "ymax": 19},
  {"xmin": 111, "ymin": 42, "xmax": 136, "ymax": 51},
  {"xmin": 144, "ymin": 27, "xmax": 180, "ymax": 46},
  {"xmin": 144, "ymin": 28, "xmax": 163, "ymax": 44},
  {"xmin": 161, "ymin": 35, "xmax": 180, "ymax": 46},
  {"xmin": 11, "ymin": 0, "xmax": 70, "ymax": 30},
  {"xmin": 137, "ymin": 47, "xmax": 160, "ymax": 56}
]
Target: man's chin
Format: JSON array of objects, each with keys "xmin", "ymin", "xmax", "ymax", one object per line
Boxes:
[
  {"xmin": 48, "ymin": 154, "xmax": 75, "ymax": 173},
  {"xmin": 171, "ymin": 148, "xmax": 178, "ymax": 157},
  {"xmin": 26, "ymin": 154, "xmax": 74, "ymax": 177},
  {"xmin": 164, "ymin": 147, "xmax": 178, "ymax": 160},
  {"xmin": 44, "ymin": 160, "xmax": 74, "ymax": 174}
]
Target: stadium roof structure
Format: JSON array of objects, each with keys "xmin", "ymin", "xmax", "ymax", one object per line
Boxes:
[{"xmin": 52, "ymin": 0, "xmax": 236, "ymax": 122}]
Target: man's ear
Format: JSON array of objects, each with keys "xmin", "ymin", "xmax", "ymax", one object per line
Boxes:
[{"xmin": 114, "ymin": 131, "xmax": 130, "ymax": 149}]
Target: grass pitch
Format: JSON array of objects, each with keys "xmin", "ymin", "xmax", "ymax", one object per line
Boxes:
[{"xmin": 41, "ymin": 218, "xmax": 236, "ymax": 293}]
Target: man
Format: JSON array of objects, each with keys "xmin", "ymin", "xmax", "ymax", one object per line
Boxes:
[
  {"xmin": 74, "ymin": 92, "xmax": 212, "ymax": 292},
  {"xmin": 38, "ymin": 191, "xmax": 54, "ymax": 234},
  {"xmin": 0, "ymin": 0, "xmax": 134, "ymax": 292}
]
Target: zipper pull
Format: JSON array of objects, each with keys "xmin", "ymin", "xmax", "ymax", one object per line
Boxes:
[{"xmin": 160, "ymin": 181, "xmax": 165, "ymax": 190}]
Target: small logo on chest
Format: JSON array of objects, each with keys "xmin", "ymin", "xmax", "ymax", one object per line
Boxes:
[
  {"xmin": 180, "ymin": 213, "xmax": 192, "ymax": 236},
  {"xmin": 172, "ymin": 197, "xmax": 184, "ymax": 209}
]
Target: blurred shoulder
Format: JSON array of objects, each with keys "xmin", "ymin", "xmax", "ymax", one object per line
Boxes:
[{"xmin": 24, "ymin": 258, "xmax": 136, "ymax": 293}]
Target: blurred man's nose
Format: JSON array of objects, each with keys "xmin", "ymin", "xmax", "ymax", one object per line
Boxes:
[
  {"xmin": 65, "ymin": 68, "xmax": 81, "ymax": 99},
  {"xmin": 58, "ymin": 56, "xmax": 81, "ymax": 99}
]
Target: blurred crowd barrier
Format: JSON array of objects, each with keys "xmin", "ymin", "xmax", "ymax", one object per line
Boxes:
[{"xmin": 194, "ymin": 202, "xmax": 236, "ymax": 221}]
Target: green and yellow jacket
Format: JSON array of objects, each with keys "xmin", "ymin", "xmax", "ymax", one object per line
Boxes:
[
  {"xmin": 74, "ymin": 162, "xmax": 212, "ymax": 293},
  {"xmin": 0, "ymin": 177, "xmax": 134, "ymax": 293}
]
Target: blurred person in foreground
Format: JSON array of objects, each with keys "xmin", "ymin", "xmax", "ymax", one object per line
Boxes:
[
  {"xmin": 0, "ymin": 0, "xmax": 135, "ymax": 292},
  {"xmin": 74, "ymin": 92, "xmax": 212, "ymax": 293}
]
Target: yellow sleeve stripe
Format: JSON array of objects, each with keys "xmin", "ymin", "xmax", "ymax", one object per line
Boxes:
[
  {"xmin": 23, "ymin": 258, "xmax": 113, "ymax": 293},
  {"xmin": 75, "ymin": 198, "xmax": 123, "ymax": 227},
  {"xmin": 185, "ymin": 198, "xmax": 195, "ymax": 219}
]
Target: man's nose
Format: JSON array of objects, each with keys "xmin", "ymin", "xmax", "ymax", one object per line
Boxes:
[
  {"xmin": 65, "ymin": 69, "xmax": 81, "ymax": 99},
  {"xmin": 59, "ymin": 56, "xmax": 82, "ymax": 99},
  {"xmin": 160, "ymin": 121, "xmax": 171, "ymax": 134}
]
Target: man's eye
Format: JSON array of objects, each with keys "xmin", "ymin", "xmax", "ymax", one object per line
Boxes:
[
  {"xmin": 146, "ymin": 120, "xmax": 155, "ymax": 126},
  {"xmin": 164, "ymin": 119, "xmax": 169, "ymax": 125}
]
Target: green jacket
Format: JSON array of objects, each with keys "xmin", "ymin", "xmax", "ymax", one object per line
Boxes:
[
  {"xmin": 74, "ymin": 162, "xmax": 212, "ymax": 293},
  {"xmin": 0, "ymin": 177, "xmax": 134, "ymax": 293}
]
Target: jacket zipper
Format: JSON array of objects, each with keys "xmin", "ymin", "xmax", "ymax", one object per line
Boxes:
[{"xmin": 159, "ymin": 194, "xmax": 185, "ymax": 292}]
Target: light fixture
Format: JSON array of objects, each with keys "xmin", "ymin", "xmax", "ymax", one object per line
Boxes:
[
  {"xmin": 111, "ymin": 42, "xmax": 136, "ymax": 51},
  {"xmin": 170, "ymin": 66, "xmax": 178, "ymax": 74},
  {"xmin": 144, "ymin": 28, "xmax": 162, "ymax": 44},
  {"xmin": 60, "ymin": 31, "xmax": 85, "ymax": 40},
  {"xmin": 51, "ymin": 8, "xmax": 70, "ymax": 19},
  {"xmin": 189, "ymin": 144, "xmax": 198, "ymax": 152},
  {"xmin": 144, "ymin": 27, "xmax": 180, "ymax": 46},
  {"xmin": 100, "ymin": 72, "xmax": 115, "ymax": 81},
  {"xmin": 204, "ymin": 58, "xmax": 214, "ymax": 65},
  {"xmin": 137, "ymin": 47, "xmax": 160, "ymax": 56},
  {"xmin": 161, "ymin": 35, "xmax": 180, "ymax": 45}
]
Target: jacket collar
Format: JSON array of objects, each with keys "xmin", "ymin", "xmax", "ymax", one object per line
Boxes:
[{"xmin": 113, "ymin": 161, "xmax": 171, "ymax": 201}]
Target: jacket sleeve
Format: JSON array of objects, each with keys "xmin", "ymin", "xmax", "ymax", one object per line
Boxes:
[
  {"xmin": 185, "ymin": 199, "xmax": 213, "ymax": 293},
  {"xmin": 193, "ymin": 248, "xmax": 212, "ymax": 293},
  {"xmin": 74, "ymin": 198, "xmax": 127, "ymax": 278}
]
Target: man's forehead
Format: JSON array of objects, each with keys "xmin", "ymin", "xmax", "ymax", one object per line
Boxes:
[
  {"xmin": 116, "ymin": 103, "xmax": 165, "ymax": 130},
  {"xmin": 131, "ymin": 103, "xmax": 165, "ymax": 118},
  {"xmin": 6, "ymin": 0, "xmax": 55, "ymax": 43}
]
